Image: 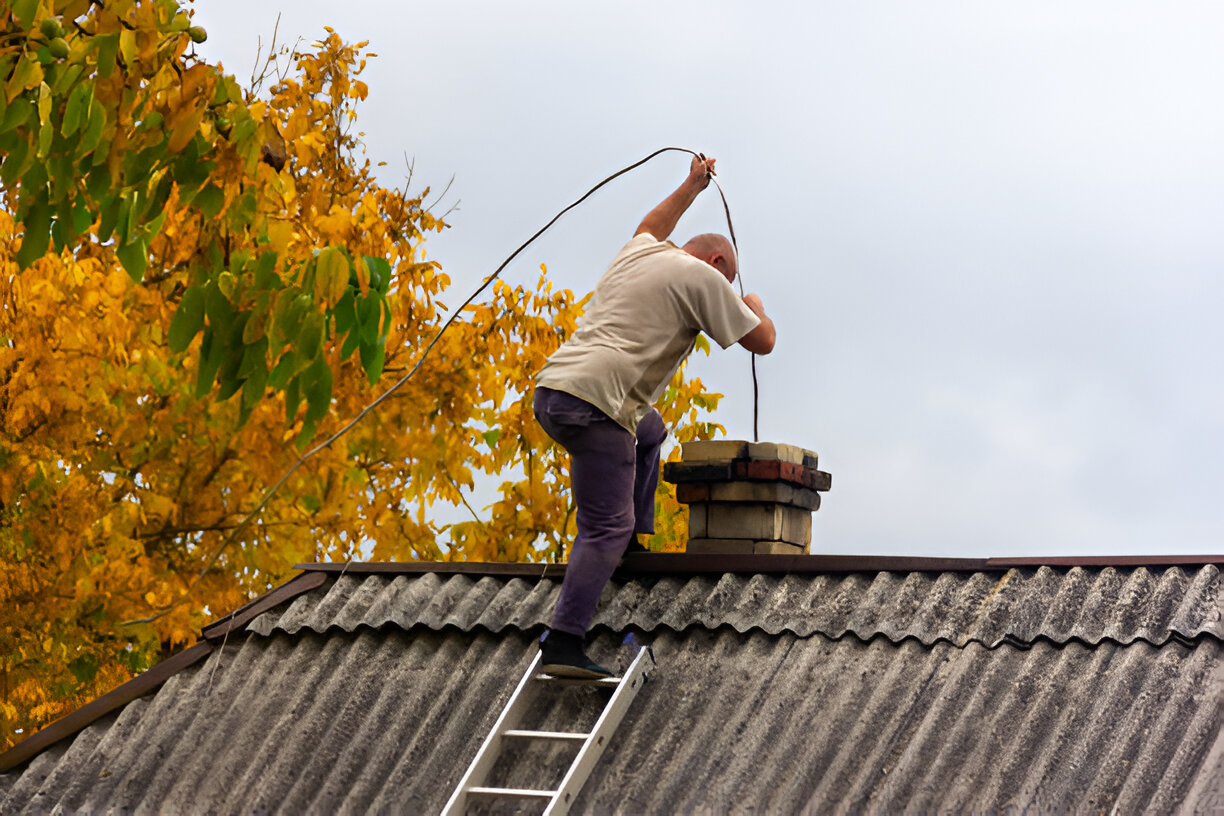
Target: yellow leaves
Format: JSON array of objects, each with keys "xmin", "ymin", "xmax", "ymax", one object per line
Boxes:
[
  {"xmin": 267, "ymin": 219, "xmax": 295, "ymax": 253},
  {"xmin": 178, "ymin": 62, "xmax": 213, "ymax": 104},
  {"xmin": 136, "ymin": 28, "xmax": 160, "ymax": 65},
  {"xmin": 315, "ymin": 205, "xmax": 352, "ymax": 244},
  {"xmin": 280, "ymin": 108, "xmax": 308, "ymax": 142},
  {"xmin": 147, "ymin": 62, "xmax": 181, "ymax": 98},
  {"xmin": 80, "ymin": 287, "xmax": 102, "ymax": 312},
  {"xmin": 355, "ymin": 192, "xmax": 380, "ymax": 226},
  {"xmin": 140, "ymin": 493, "xmax": 177, "ymax": 524},
  {"xmin": 163, "ymin": 615, "xmax": 195, "ymax": 649},
  {"xmin": 165, "ymin": 97, "xmax": 206, "ymax": 154},
  {"xmin": 0, "ymin": 468, "xmax": 18, "ymax": 506},
  {"xmin": 352, "ymin": 255, "xmax": 370, "ymax": 296},
  {"xmin": 119, "ymin": 28, "xmax": 136, "ymax": 67},
  {"xmin": 103, "ymin": 268, "xmax": 130, "ymax": 299},
  {"xmin": 36, "ymin": 81, "xmax": 51, "ymax": 126},
  {"xmin": 6, "ymin": 53, "xmax": 43, "ymax": 103},
  {"xmin": 165, "ymin": 63, "xmax": 213, "ymax": 152}
]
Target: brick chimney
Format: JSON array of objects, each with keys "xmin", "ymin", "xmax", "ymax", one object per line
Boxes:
[{"xmin": 662, "ymin": 440, "xmax": 831, "ymax": 554}]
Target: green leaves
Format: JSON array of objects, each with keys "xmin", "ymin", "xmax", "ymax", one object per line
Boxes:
[
  {"xmin": 115, "ymin": 237, "xmax": 147, "ymax": 282},
  {"xmin": 358, "ymin": 335, "xmax": 385, "ymax": 384},
  {"xmin": 364, "ymin": 255, "xmax": 392, "ymax": 293},
  {"xmin": 168, "ymin": 287, "xmax": 206, "ymax": 353},
  {"xmin": 193, "ymin": 185, "xmax": 225, "ymax": 219},
  {"xmin": 185, "ymin": 251, "xmax": 382, "ymax": 441},
  {"xmin": 0, "ymin": 96, "xmax": 34, "ymax": 134},
  {"xmin": 267, "ymin": 350, "xmax": 300, "ymax": 390},
  {"xmin": 295, "ymin": 355, "xmax": 333, "ymax": 447},
  {"xmin": 15, "ymin": 194, "xmax": 50, "ymax": 269},
  {"xmin": 11, "ymin": 0, "xmax": 39, "ymax": 31},
  {"xmin": 60, "ymin": 82, "xmax": 90, "ymax": 138},
  {"xmin": 298, "ymin": 311, "xmax": 325, "ymax": 360}
]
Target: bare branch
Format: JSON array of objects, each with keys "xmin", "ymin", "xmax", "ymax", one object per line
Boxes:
[{"xmin": 425, "ymin": 173, "xmax": 456, "ymax": 212}]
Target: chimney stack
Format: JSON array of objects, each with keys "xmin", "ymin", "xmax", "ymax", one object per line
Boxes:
[{"xmin": 662, "ymin": 441, "xmax": 831, "ymax": 554}]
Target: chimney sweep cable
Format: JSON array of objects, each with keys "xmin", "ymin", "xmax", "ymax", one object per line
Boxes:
[{"xmin": 122, "ymin": 146, "xmax": 757, "ymax": 625}]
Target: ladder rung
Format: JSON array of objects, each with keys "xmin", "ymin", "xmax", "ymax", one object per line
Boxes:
[
  {"xmin": 467, "ymin": 786, "xmax": 558, "ymax": 798},
  {"xmin": 503, "ymin": 729, "xmax": 590, "ymax": 741},
  {"xmin": 535, "ymin": 674, "xmax": 623, "ymax": 687}
]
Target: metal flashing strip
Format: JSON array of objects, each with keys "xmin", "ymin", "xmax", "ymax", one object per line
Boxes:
[
  {"xmin": 984, "ymin": 555, "xmax": 1224, "ymax": 567},
  {"xmin": 295, "ymin": 553, "xmax": 1224, "ymax": 578},
  {"xmin": 201, "ymin": 570, "xmax": 329, "ymax": 641},
  {"xmin": 615, "ymin": 553, "xmax": 992, "ymax": 575},
  {"xmin": 295, "ymin": 561, "xmax": 571, "ymax": 578}
]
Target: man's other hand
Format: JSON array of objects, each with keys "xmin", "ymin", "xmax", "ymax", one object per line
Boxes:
[{"xmin": 738, "ymin": 293, "xmax": 776, "ymax": 355}]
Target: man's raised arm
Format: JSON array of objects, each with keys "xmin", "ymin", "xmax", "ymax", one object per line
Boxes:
[{"xmin": 634, "ymin": 154, "xmax": 716, "ymax": 240}]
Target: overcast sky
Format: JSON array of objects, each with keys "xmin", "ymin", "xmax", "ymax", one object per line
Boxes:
[{"xmin": 197, "ymin": 3, "xmax": 1223, "ymax": 558}]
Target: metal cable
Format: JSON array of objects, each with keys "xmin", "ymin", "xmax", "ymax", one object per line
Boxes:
[
  {"xmin": 123, "ymin": 146, "xmax": 755, "ymax": 624},
  {"xmin": 706, "ymin": 175, "xmax": 759, "ymax": 442}
]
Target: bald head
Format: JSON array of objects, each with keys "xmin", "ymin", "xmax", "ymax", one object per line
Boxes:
[{"xmin": 682, "ymin": 233, "xmax": 738, "ymax": 284}]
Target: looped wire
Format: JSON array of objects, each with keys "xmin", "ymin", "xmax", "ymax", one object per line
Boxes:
[{"xmin": 123, "ymin": 146, "xmax": 758, "ymax": 624}]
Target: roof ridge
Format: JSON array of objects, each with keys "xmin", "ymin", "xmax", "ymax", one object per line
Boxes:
[{"xmin": 292, "ymin": 554, "xmax": 1224, "ymax": 577}]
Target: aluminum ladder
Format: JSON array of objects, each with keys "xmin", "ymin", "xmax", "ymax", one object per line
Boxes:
[{"xmin": 441, "ymin": 644, "xmax": 653, "ymax": 816}]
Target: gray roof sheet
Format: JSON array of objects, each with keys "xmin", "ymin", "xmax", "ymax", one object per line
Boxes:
[
  {"xmin": 248, "ymin": 564, "xmax": 1223, "ymax": 648},
  {"xmin": 3, "ymin": 561, "xmax": 1223, "ymax": 814},
  {"xmin": 4, "ymin": 626, "xmax": 1221, "ymax": 815}
]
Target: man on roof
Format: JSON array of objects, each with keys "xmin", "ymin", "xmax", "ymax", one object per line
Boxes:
[{"xmin": 534, "ymin": 154, "xmax": 777, "ymax": 678}]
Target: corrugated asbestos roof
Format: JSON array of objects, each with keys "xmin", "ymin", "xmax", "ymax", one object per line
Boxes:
[
  {"xmin": 247, "ymin": 564, "xmax": 1222, "ymax": 648},
  {"xmin": 3, "ymin": 558, "xmax": 1223, "ymax": 815}
]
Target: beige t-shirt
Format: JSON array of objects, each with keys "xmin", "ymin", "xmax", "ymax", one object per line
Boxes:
[{"xmin": 537, "ymin": 233, "xmax": 760, "ymax": 433}]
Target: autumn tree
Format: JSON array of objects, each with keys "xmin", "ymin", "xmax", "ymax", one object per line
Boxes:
[{"xmin": 0, "ymin": 0, "xmax": 724, "ymax": 749}]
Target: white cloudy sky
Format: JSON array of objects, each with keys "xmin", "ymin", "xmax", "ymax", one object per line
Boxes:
[{"xmin": 197, "ymin": 2, "xmax": 1223, "ymax": 558}]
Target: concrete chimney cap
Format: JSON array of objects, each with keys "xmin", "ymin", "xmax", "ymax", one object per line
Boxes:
[{"xmin": 679, "ymin": 440, "xmax": 819, "ymax": 469}]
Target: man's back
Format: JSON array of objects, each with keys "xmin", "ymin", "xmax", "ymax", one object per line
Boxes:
[{"xmin": 538, "ymin": 232, "xmax": 758, "ymax": 433}]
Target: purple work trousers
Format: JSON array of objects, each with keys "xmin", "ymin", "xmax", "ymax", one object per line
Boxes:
[{"xmin": 533, "ymin": 386, "xmax": 667, "ymax": 635}]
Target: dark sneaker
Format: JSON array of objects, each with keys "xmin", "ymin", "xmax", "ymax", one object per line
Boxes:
[{"xmin": 539, "ymin": 630, "xmax": 614, "ymax": 679}]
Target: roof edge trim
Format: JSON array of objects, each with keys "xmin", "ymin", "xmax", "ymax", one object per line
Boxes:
[
  {"xmin": 201, "ymin": 571, "xmax": 328, "ymax": 641},
  {"xmin": 0, "ymin": 641, "xmax": 214, "ymax": 773},
  {"xmin": 293, "ymin": 553, "xmax": 1224, "ymax": 577},
  {"xmin": 1, "ymin": 571, "xmax": 328, "ymax": 774}
]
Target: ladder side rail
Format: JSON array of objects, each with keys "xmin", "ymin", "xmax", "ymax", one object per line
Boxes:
[
  {"xmin": 441, "ymin": 651, "xmax": 545, "ymax": 816},
  {"xmin": 542, "ymin": 648, "xmax": 654, "ymax": 816}
]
